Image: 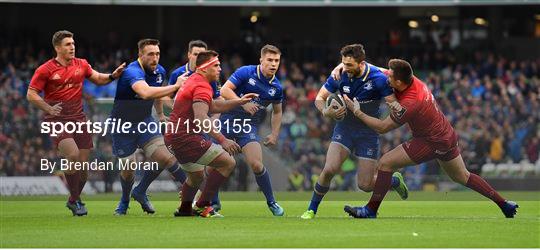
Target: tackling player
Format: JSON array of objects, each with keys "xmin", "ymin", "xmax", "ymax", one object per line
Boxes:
[
  {"xmin": 111, "ymin": 39, "xmax": 186, "ymax": 215},
  {"xmin": 217, "ymin": 44, "xmax": 285, "ymax": 216},
  {"xmin": 165, "ymin": 50, "xmax": 256, "ymax": 217},
  {"xmin": 341, "ymin": 59, "xmax": 518, "ymax": 218},
  {"xmin": 27, "ymin": 30, "xmax": 126, "ymax": 216},
  {"xmin": 300, "ymin": 44, "xmax": 408, "ymax": 220}
]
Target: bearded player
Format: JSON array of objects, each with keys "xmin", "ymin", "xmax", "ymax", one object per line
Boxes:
[
  {"xmin": 341, "ymin": 59, "xmax": 518, "ymax": 219},
  {"xmin": 27, "ymin": 30, "xmax": 126, "ymax": 216},
  {"xmin": 300, "ymin": 44, "xmax": 408, "ymax": 220}
]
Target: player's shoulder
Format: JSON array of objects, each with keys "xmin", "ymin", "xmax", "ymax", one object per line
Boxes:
[
  {"xmin": 72, "ymin": 57, "xmax": 89, "ymax": 65},
  {"xmin": 156, "ymin": 64, "xmax": 166, "ymax": 74},
  {"xmin": 172, "ymin": 64, "xmax": 187, "ymax": 75},
  {"xmin": 36, "ymin": 59, "xmax": 56, "ymax": 74},
  {"xmin": 366, "ymin": 63, "xmax": 388, "ymax": 80},
  {"xmin": 124, "ymin": 61, "xmax": 144, "ymax": 73}
]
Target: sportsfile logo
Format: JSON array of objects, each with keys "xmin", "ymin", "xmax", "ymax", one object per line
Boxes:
[{"xmin": 40, "ymin": 118, "xmax": 253, "ymax": 136}]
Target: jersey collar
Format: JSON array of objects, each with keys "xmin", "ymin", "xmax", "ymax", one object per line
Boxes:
[
  {"xmin": 185, "ymin": 62, "xmax": 194, "ymax": 74},
  {"xmin": 358, "ymin": 62, "xmax": 371, "ymax": 82},
  {"xmin": 257, "ymin": 65, "xmax": 276, "ymax": 84}
]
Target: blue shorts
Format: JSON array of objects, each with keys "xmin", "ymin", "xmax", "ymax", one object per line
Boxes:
[
  {"xmin": 220, "ymin": 121, "xmax": 259, "ymax": 148},
  {"xmin": 331, "ymin": 125, "xmax": 379, "ymax": 160},
  {"xmin": 111, "ymin": 116, "xmax": 162, "ymax": 158}
]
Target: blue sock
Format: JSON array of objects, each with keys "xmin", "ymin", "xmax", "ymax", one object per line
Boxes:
[
  {"xmin": 308, "ymin": 183, "xmax": 329, "ymax": 213},
  {"xmin": 120, "ymin": 176, "xmax": 134, "ymax": 203},
  {"xmin": 133, "ymin": 169, "xmax": 162, "ymax": 194},
  {"xmin": 167, "ymin": 163, "xmax": 186, "ymax": 184},
  {"xmin": 211, "ymin": 191, "xmax": 220, "ymax": 206},
  {"xmin": 391, "ymin": 176, "xmax": 399, "ymax": 188},
  {"xmin": 254, "ymin": 168, "xmax": 276, "ymax": 204}
]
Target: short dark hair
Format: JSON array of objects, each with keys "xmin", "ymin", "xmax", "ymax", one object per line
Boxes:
[
  {"xmin": 388, "ymin": 59, "xmax": 413, "ymax": 85},
  {"xmin": 138, "ymin": 39, "xmax": 160, "ymax": 51},
  {"xmin": 188, "ymin": 40, "xmax": 208, "ymax": 52},
  {"xmin": 340, "ymin": 44, "xmax": 366, "ymax": 63},
  {"xmin": 52, "ymin": 30, "xmax": 73, "ymax": 47},
  {"xmin": 196, "ymin": 50, "xmax": 219, "ymax": 67},
  {"xmin": 260, "ymin": 44, "xmax": 281, "ymax": 56}
]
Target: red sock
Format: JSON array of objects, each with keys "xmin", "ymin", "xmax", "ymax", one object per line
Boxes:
[
  {"xmin": 64, "ymin": 171, "xmax": 81, "ymax": 203},
  {"xmin": 466, "ymin": 173, "xmax": 506, "ymax": 207},
  {"xmin": 179, "ymin": 182, "xmax": 198, "ymax": 213},
  {"xmin": 196, "ymin": 168, "xmax": 227, "ymax": 208},
  {"xmin": 78, "ymin": 170, "xmax": 88, "ymax": 196},
  {"xmin": 366, "ymin": 170, "xmax": 393, "ymax": 212}
]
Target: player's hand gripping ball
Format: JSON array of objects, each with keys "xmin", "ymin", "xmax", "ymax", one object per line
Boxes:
[{"xmin": 325, "ymin": 94, "xmax": 347, "ymax": 121}]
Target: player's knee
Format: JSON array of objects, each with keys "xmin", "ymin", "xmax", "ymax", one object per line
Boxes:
[
  {"xmin": 450, "ymin": 170, "xmax": 470, "ymax": 185},
  {"xmin": 120, "ymin": 170, "xmax": 135, "ymax": 180},
  {"xmin": 248, "ymin": 160, "xmax": 263, "ymax": 173},
  {"xmin": 357, "ymin": 180, "xmax": 374, "ymax": 192},
  {"xmin": 187, "ymin": 172, "xmax": 204, "ymax": 187},
  {"xmin": 378, "ymin": 156, "xmax": 394, "ymax": 171},
  {"xmin": 64, "ymin": 150, "xmax": 80, "ymax": 162},
  {"xmin": 224, "ymin": 156, "xmax": 236, "ymax": 170}
]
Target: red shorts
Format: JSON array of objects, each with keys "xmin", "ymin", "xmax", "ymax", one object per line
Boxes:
[
  {"xmin": 46, "ymin": 118, "xmax": 93, "ymax": 150},
  {"xmin": 165, "ymin": 134, "xmax": 212, "ymax": 164},
  {"xmin": 402, "ymin": 136, "xmax": 460, "ymax": 164}
]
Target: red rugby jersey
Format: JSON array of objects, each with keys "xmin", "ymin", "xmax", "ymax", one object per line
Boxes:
[
  {"xmin": 166, "ymin": 73, "xmax": 213, "ymax": 140},
  {"xmin": 390, "ymin": 76, "xmax": 457, "ymax": 149},
  {"xmin": 29, "ymin": 58, "xmax": 92, "ymax": 120}
]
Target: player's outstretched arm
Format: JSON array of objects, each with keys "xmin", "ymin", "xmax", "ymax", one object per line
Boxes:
[
  {"xmin": 343, "ymin": 95, "xmax": 400, "ymax": 134},
  {"xmin": 264, "ymin": 102, "xmax": 282, "ymax": 147},
  {"xmin": 209, "ymin": 93, "xmax": 258, "ymax": 113},
  {"xmin": 88, "ymin": 62, "xmax": 126, "ymax": 85},
  {"xmin": 221, "ymin": 81, "xmax": 259, "ymax": 115},
  {"xmin": 131, "ymin": 80, "xmax": 180, "ymax": 100},
  {"xmin": 26, "ymin": 88, "xmax": 62, "ymax": 116}
]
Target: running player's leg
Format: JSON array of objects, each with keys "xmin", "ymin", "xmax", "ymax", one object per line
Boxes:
[
  {"xmin": 345, "ymin": 144, "xmax": 415, "ymax": 218},
  {"xmin": 77, "ymin": 149, "xmax": 90, "ymax": 199},
  {"xmin": 175, "ymin": 170, "xmax": 205, "ymax": 216},
  {"xmin": 356, "ymin": 157, "xmax": 408, "ymax": 199},
  {"xmin": 301, "ymin": 142, "xmax": 349, "ymax": 219},
  {"xmin": 112, "ymin": 132, "xmax": 138, "ymax": 215},
  {"xmin": 437, "ymin": 154, "xmax": 518, "ymax": 218},
  {"xmin": 242, "ymin": 141, "xmax": 283, "ymax": 215},
  {"xmin": 58, "ymin": 138, "xmax": 85, "ymax": 215},
  {"xmin": 132, "ymin": 136, "xmax": 186, "ymax": 213}
]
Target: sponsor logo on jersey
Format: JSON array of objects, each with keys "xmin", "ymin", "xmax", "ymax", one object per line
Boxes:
[
  {"xmin": 335, "ymin": 134, "xmax": 342, "ymax": 140},
  {"xmin": 366, "ymin": 148, "xmax": 374, "ymax": 156},
  {"xmin": 394, "ymin": 106, "xmax": 407, "ymax": 119},
  {"xmin": 248, "ymin": 78, "xmax": 256, "ymax": 86},
  {"xmin": 51, "ymin": 73, "xmax": 61, "ymax": 80},
  {"xmin": 343, "ymin": 86, "xmax": 351, "ymax": 93},
  {"xmin": 157, "ymin": 74, "xmax": 163, "ymax": 84}
]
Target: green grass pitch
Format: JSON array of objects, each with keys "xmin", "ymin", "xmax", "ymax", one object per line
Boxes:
[{"xmin": 1, "ymin": 191, "xmax": 539, "ymax": 247}]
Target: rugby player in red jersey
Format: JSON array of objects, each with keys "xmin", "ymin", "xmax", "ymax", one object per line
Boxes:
[
  {"xmin": 165, "ymin": 50, "xmax": 257, "ymax": 217},
  {"xmin": 340, "ymin": 59, "xmax": 518, "ymax": 218},
  {"xmin": 26, "ymin": 30, "xmax": 126, "ymax": 216}
]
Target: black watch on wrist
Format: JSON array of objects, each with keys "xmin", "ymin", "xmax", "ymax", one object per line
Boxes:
[{"xmin": 108, "ymin": 74, "xmax": 115, "ymax": 81}]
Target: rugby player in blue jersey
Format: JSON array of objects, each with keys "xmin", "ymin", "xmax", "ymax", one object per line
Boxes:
[
  {"xmin": 111, "ymin": 39, "xmax": 187, "ymax": 215},
  {"xmin": 217, "ymin": 45, "xmax": 285, "ymax": 216},
  {"xmin": 300, "ymin": 44, "xmax": 409, "ymax": 219}
]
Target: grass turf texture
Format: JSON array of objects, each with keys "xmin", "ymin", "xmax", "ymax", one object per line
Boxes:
[{"xmin": 1, "ymin": 191, "xmax": 539, "ymax": 248}]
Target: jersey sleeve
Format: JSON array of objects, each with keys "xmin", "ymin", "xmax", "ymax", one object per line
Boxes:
[
  {"xmin": 192, "ymin": 83, "xmax": 213, "ymax": 105},
  {"xmin": 274, "ymin": 84, "xmax": 284, "ymax": 103},
  {"xmin": 82, "ymin": 59, "xmax": 93, "ymax": 78},
  {"xmin": 169, "ymin": 69, "xmax": 180, "ymax": 86},
  {"xmin": 28, "ymin": 66, "xmax": 48, "ymax": 92},
  {"xmin": 322, "ymin": 74, "xmax": 339, "ymax": 93},
  {"xmin": 227, "ymin": 66, "xmax": 249, "ymax": 87},
  {"xmin": 125, "ymin": 68, "xmax": 146, "ymax": 86},
  {"xmin": 390, "ymin": 98, "xmax": 416, "ymax": 125},
  {"xmin": 374, "ymin": 74, "xmax": 393, "ymax": 97}
]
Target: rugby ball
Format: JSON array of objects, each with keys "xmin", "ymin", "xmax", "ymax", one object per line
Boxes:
[{"xmin": 325, "ymin": 94, "xmax": 346, "ymax": 121}]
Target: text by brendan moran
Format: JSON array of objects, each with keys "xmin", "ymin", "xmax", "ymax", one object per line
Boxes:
[{"xmin": 40, "ymin": 159, "xmax": 158, "ymax": 173}]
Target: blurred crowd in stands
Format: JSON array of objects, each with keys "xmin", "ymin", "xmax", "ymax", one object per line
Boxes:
[{"xmin": 1, "ymin": 36, "xmax": 538, "ymax": 192}]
